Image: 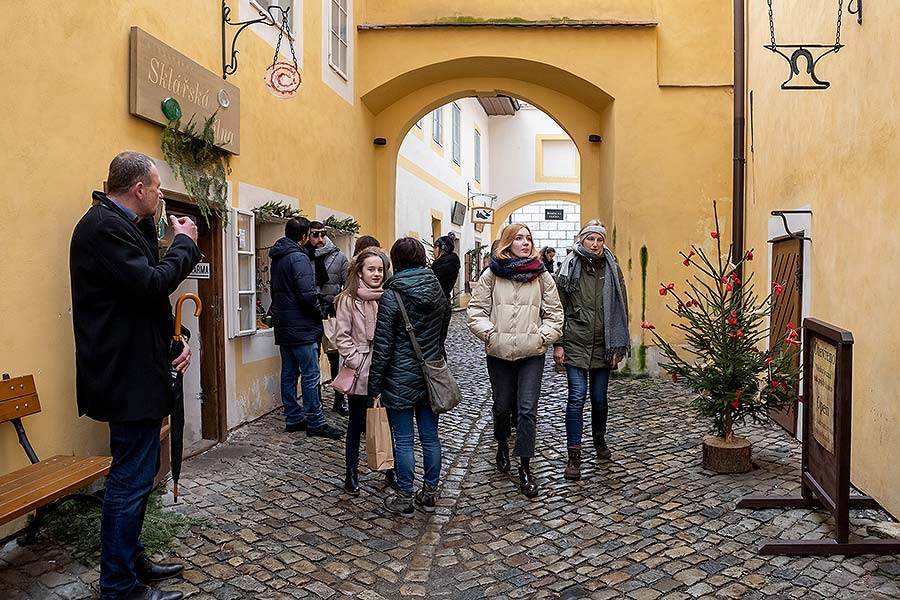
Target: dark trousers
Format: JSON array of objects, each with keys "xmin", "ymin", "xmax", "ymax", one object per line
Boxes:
[
  {"xmin": 100, "ymin": 419, "xmax": 162, "ymax": 599},
  {"xmin": 345, "ymin": 394, "xmax": 367, "ymax": 470},
  {"xmin": 327, "ymin": 351, "xmax": 344, "ymax": 402},
  {"xmin": 486, "ymin": 354, "xmax": 544, "ymax": 458}
]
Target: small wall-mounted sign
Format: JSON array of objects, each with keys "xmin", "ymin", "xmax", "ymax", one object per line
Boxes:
[
  {"xmin": 188, "ymin": 262, "xmax": 211, "ymax": 280},
  {"xmin": 545, "ymin": 209, "xmax": 564, "ymax": 221},
  {"xmin": 471, "ymin": 206, "xmax": 494, "ymax": 224}
]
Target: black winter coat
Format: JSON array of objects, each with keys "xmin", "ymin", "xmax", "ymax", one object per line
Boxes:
[
  {"xmin": 70, "ymin": 192, "xmax": 201, "ymax": 422},
  {"xmin": 269, "ymin": 237, "xmax": 323, "ymax": 345},
  {"xmin": 431, "ymin": 252, "xmax": 460, "ymax": 299},
  {"xmin": 368, "ymin": 267, "xmax": 450, "ymax": 410}
]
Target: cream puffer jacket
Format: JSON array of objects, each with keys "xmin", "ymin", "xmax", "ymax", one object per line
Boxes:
[{"xmin": 467, "ymin": 270, "xmax": 564, "ymax": 361}]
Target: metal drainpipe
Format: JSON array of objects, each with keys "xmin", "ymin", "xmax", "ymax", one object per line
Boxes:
[{"xmin": 733, "ymin": 0, "xmax": 746, "ymax": 277}]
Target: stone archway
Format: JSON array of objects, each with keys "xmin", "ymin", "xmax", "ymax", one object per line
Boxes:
[
  {"xmin": 491, "ymin": 191, "xmax": 581, "ymax": 234},
  {"xmin": 360, "ymin": 58, "xmax": 614, "ymax": 242}
]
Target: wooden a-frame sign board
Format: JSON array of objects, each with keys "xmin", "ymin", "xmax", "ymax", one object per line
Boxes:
[{"xmin": 737, "ymin": 317, "xmax": 900, "ymax": 556}]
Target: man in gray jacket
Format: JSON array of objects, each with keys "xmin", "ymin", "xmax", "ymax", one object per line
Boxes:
[{"xmin": 306, "ymin": 221, "xmax": 350, "ymax": 415}]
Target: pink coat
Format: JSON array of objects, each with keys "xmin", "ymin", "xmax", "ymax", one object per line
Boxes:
[{"xmin": 333, "ymin": 292, "xmax": 380, "ymax": 396}]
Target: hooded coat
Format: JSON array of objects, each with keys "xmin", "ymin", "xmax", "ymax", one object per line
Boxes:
[
  {"xmin": 431, "ymin": 251, "xmax": 461, "ymax": 299},
  {"xmin": 269, "ymin": 237, "xmax": 323, "ymax": 345},
  {"xmin": 368, "ymin": 267, "xmax": 450, "ymax": 410},
  {"xmin": 307, "ymin": 239, "xmax": 349, "ymax": 312}
]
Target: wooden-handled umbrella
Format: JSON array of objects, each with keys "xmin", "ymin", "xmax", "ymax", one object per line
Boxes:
[{"xmin": 171, "ymin": 293, "xmax": 202, "ymax": 502}]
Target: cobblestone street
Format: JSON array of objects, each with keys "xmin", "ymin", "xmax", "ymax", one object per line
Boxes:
[{"xmin": 3, "ymin": 313, "xmax": 900, "ymax": 599}]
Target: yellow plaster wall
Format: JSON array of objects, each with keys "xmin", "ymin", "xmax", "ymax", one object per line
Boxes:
[
  {"xmin": 655, "ymin": 0, "xmax": 733, "ymax": 86},
  {"xmin": 362, "ymin": 0, "xmax": 656, "ymax": 23},
  {"xmin": 746, "ymin": 2, "xmax": 900, "ymax": 517},
  {"xmin": 0, "ymin": 0, "xmax": 374, "ymax": 479}
]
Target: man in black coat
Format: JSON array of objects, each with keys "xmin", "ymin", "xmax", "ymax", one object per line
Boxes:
[
  {"xmin": 70, "ymin": 151, "xmax": 200, "ymax": 600},
  {"xmin": 431, "ymin": 234, "xmax": 461, "ymax": 300},
  {"xmin": 269, "ymin": 217, "xmax": 342, "ymax": 439}
]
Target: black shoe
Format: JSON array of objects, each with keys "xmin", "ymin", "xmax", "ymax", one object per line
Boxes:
[
  {"xmin": 495, "ymin": 441, "xmax": 511, "ymax": 473},
  {"xmin": 333, "ymin": 396, "xmax": 350, "ymax": 417},
  {"xmin": 123, "ymin": 583, "xmax": 184, "ymax": 600},
  {"xmin": 136, "ymin": 555, "xmax": 183, "ymax": 583},
  {"xmin": 307, "ymin": 423, "xmax": 342, "ymax": 439},
  {"xmin": 414, "ymin": 485, "xmax": 437, "ymax": 513},
  {"xmin": 384, "ymin": 469, "xmax": 397, "ymax": 489},
  {"xmin": 518, "ymin": 461, "xmax": 539, "ymax": 499},
  {"xmin": 383, "ymin": 491, "xmax": 414, "ymax": 517},
  {"xmin": 344, "ymin": 468, "xmax": 360, "ymax": 496},
  {"xmin": 285, "ymin": 421, "xmax": 307, "ymax": 433}
]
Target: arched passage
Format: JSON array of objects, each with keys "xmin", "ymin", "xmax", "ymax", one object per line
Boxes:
[
  {"xmin": 492, "ymin": 191, "xmax": 581, "ymax": 234},
  {"xmin": 362, "ymin": 58, "xmax": 615, "ymax": 242}
]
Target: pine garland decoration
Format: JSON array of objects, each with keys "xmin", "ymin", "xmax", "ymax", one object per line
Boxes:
[
  {"xmin": 642, "ymin": 203, "xmax": 800, "ymax": 442},
  {"xmin": 161, "ymin": 112, "xmax": 231, "ymax": 227}
]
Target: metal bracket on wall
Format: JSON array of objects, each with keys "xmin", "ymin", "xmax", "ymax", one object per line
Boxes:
[
  {"xmin": 772, "ymin": 210, "xmax": 812, "ymax": 241},
  {"xmin": 221, "ymin": 1, "xmax": 292, "ymax": 79},
  {"xmin": 848, "ymin": 0, "xmax": 862, "ymax": 25}
]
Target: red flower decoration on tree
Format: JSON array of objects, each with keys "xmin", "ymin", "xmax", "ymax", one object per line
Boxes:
[
  {"xmin": 711, "ymin": 231, "xmax": 719, "ymax": 239},
  {"xmin": 746, "ymin": 250, "xmax": 754, "ymax": 261},
  {"xmin": 671, "ymin": 373, "xmax": 678, "ymax": 383},
  {"xmin": 640, "ymin": 322, "xmax": 656, "ymax": 330}
]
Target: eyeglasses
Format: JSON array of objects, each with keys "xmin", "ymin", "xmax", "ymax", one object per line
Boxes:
[{"xmin": 310, "ymin": 231, "xmax": 326, "ymax": 238}]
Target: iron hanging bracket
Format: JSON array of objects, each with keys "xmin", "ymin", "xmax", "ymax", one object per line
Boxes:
[
  {"xmin": 772, "ymin": 210, "xmax": 812, "ymax": 241},
  {"xmin": 222, "ymin": 0, "xmax": 292, "ymax": 79},
  {"xmin": 848, "ymin": 0, "xmax": 862, "ymax": 25}
]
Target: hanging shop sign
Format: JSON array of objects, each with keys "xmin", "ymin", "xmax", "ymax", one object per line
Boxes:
[
  {"xmin": 471, "ymin": 206, "xmax": 494, "ymax": 225},
  {"xmin": 736, "ymin": 318, "xmax": 900, "ymax": 556},
  {"xmin": 130, "ymin": 27, "xmax": 241, "ymax": 154}
]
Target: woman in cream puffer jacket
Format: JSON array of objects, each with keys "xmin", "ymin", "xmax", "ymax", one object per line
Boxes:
[{"xmin": 467, "ymin": 223, "xmax": 563, "ymax": 499}]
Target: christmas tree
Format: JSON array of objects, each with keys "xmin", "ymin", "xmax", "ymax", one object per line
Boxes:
[{"xmin": 642, "ymin": 204, "xmax": 799, "ymax": 443}]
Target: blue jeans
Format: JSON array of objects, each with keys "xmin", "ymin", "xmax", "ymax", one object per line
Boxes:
[
  {"xmin": 565, "ymin": 366, "xmax": 610, "ymax": 449},
  {"xmin": 386, "ymin": 403, "xmax": 441, "ymax": 494},
  {"xmin": 280, "ymin": 343, "xmax": 325, "ymax": 429},
  {"xmin": 100, "ymin": 419, "xmax": 161, "ymax": 599}
]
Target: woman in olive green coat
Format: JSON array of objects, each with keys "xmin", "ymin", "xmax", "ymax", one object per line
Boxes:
[{"xmin": 553, "ymin": 222, "xmax": 630, "ymax": 480}]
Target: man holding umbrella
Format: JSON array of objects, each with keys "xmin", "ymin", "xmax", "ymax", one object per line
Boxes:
[{"xmin": 70, "ymin": 151, "xmax": 200, "ymax": 600}]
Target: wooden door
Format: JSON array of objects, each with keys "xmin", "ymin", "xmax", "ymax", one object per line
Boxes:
[{"xmin": 769, "ymin": 236, "xmax": 803, "ymax": 435}]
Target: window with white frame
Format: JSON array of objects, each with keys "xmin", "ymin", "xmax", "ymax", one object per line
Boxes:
[
  {"xmin": 252, "ymin": 0, "xmax": 295, "ymax": 34},
  {"xmin": 329, "ymin": 0, "xmax": 349, "ymax": 78},
  {"xmin": 432, "ymin": 108, "xmax": 443, "ymax": 146},
  {"xmin": 451, "ymin": 103, "xmax": 461, "ymax": 165},
  {"xmin": 474, "ymin": 128, "xmax": 482, "ymax": 183},
  {"xmin": 227, "ymin": 208, "xmax": 257, "ymax": 337}
]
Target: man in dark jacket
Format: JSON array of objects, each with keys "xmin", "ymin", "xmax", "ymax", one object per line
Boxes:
[
  {"xmin": 431, "ymin": 234, "xmax": 461, "ymax": 301},
  {"xmin": 305, "ymin": 221, "xmax": 350, "ymax": 416},
  {"xmin": 269, "ymin": 218, "xmax": 341, "ymax": 439},
  {"xmin": 70, "ymin": 151, "xmax": 200, "ymax": 600}
]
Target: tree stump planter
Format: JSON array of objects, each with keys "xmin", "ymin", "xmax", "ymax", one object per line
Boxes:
[{"xmin": 702, "ymin": 435, "xmax": 752, "ymax": 473}]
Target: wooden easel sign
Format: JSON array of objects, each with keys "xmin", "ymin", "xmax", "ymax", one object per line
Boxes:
[{"xmin": 736, "ymin": 318, "xmax": 900, "ymax": 556}]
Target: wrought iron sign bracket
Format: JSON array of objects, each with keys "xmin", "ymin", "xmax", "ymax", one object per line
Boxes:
[
  {"xmin": 848, "ymin": 0, "xmax": 862, "ymax": 25},
  {"xmin": 222, "ymin": 1, "xmax": 292, "ymax": 79},
  {"xmin": 467, "ymin": 182, "xmax": 498, "ymax": 208},
  {"xmin": 771, "ymin": 210, "xmax": 812, "ymax": 241}
]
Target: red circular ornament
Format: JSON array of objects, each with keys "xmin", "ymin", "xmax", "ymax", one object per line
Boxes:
[{"xmin": 265, "ymin": 61, "xmax": 301, "ymax": 99}]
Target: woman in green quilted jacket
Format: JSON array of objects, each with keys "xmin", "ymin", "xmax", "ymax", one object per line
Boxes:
[{"xmin": 553, "ymin": 221, "xmax": 630, "ymax": 481}]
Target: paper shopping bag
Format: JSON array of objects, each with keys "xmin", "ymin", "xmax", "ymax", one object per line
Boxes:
[{"xmin": 366, "ymin": 398, "xmax": 394, "ymax": 471}]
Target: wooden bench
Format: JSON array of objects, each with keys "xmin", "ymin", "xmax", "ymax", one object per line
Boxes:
[{"xmin": 0, "ymin": 373, "xmax": 112, "ymax": 544}]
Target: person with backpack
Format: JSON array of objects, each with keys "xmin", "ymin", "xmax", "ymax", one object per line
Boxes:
[
  {"xmin": 554, "ymin": 221, "xmax": 630, "ymax": 481},
  {"xmin": 467, "ymin": 223, "xmax": 563, "ymax": 498},
  {"xmin": 369, "ymin": 238, "xmax": 451, "ymax": 516}
]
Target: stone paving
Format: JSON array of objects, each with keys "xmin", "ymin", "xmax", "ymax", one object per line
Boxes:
[{"xmin": 2, "ymin": 313, "xmax": 900, "ymax": 599}]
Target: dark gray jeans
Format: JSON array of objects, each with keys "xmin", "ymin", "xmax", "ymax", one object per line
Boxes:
[{"xmin": 486, "ymin": 354, "xmax": 544, "ymax": 458}]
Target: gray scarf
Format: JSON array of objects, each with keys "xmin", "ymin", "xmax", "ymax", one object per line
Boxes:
[{"xmin": 558, "ymin": 245, "xmax": 631, "ymax": 362}]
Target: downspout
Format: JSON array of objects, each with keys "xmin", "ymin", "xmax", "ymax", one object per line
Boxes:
[{"xmin": 733, "ymin": 0, "xmax": 746, "ymax": 276}]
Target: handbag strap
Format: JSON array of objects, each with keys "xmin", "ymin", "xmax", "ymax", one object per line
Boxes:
[{"xmin": 394, "ymin": 292, "xmax": 428, "ymax": 366}]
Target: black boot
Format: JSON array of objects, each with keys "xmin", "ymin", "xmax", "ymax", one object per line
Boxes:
[
  {"xmin": 136, "ymin": 555, "xmax": 184, "ymax": 583},
  {"xmin": 344, "ymin": 468, "xmax": 360, "ymax": 496},
  {"xmin": 564, "ymin": 448, "xmax": 582, "ymax": 481},
  {"xmin": 518, "ymin": 458, "xmax": 539, "ymax": 499},
  {"xmin": 123, "ymin": 584, "xmax": 184, "ymax": 600},
  {"xmin": 496, "ymin": 440, "xmax": 511, "ymax": 473},
  {"xmin": 594, "ymin": 434, "xmax": 612, "ymax": 460},
  {"xmin": 333, "ymin": 394, "xmax": 350, "ymax": 417}
]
